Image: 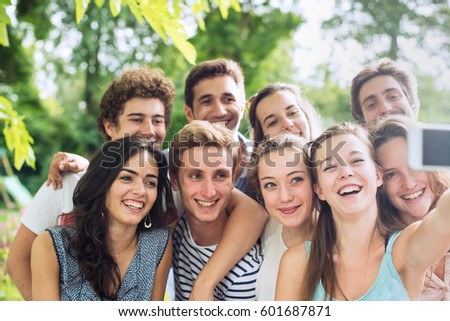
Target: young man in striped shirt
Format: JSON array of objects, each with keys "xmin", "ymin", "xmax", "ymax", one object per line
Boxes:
[{"xmin": 169, "ymin": 120, "xmax": 262, "ymax": 301}]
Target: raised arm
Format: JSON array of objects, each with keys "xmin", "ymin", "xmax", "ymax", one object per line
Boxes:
[
  {"xmin": 30, "ymin": 231, "xmax": 60, "ymax": 300},
  {"xmin": 395, "ymin": 189, "xmax": 450, "ymax": 297},
  {"xmin": 46, "ymin": 152, "xmax": 89, "ymax": 189},
  {"xmin": 189, "ymin": 189, "xmax": 268, "ymax": 300},
  {"xmin": 275, "ymin": 244, "xmax": 307, "ymax": 301},
  {"xmin": 151, "ymin": 234, "xmax": 173, "ymax": 301}
]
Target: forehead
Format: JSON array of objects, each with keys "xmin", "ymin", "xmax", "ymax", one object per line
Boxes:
[
  {"xmin": 259, "ymin": 148, "xmax": 307, "ymax": 174},
  {"xmin": 376, "ymin": 137, "xmax": 407, "ymax": 167},
  {"xmin": 256, "ymin": 91, "xmax": 299, "ymax": 115},
  {"xmin": 316, "ymin": 134, "xmax": 370, "ymax": 161},
  {"xmin": 359, "ymin": 75, "xmax": 403, "ymax": 100},
  {"xmin": 123, "ymin": 151, "xmax": 158, "ymax": 173},
  {"xmin": 121, "ymin": 97, "xmax": 165, "ymax": 118},
  {"xmin": 179, "ymin": 146, "xmax": 233, "ymax": 171},
  {"xmin": 192, "ymin": 76, "xmax": 240, "ymax": 100}
]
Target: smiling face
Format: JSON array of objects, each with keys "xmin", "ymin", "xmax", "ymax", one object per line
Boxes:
[
  {"xmin": 172, "ymin": 146, "xmax": 234, "ymax": 224},
  {"xmin": 314, "ymin": 134, "xmax": 382, "ymax": 217},
  {"xmin": 359, "ymin": 75, "xmax": 415, "ymax": 126},
  {"xmin": 104, "ymin": 97, "xmax": 166, "ymax": 145},
  {"xmin": 258, "ymin": 147, "xmax": 313, "ymax": 228},
  {"xmin": 184, "ymin": 76, "xmax": 244, "ymax": 137},
  {"xmin": 376, "ymin": 137, "xmax": 434, "ymax": 225},
  {"xmin": 255, "ymin": 90, "xmax": 311, "ymax": 141},
  {"xmin": 105, "ymin": 151, "xmax": 159, "ymax": 227}
]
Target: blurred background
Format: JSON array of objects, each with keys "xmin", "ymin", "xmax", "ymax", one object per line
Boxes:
[{"xmin": 0, "ymin": 0, "xmax": 449, "ymax": 299}]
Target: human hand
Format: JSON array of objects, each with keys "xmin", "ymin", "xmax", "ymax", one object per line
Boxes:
[
  {"xmin": 46, "ymin": 152, "xmax": 88, "ymax": 189},
  {"xmin": 189, "ymin": 278, "xmax": 215, "ymax": 301}
]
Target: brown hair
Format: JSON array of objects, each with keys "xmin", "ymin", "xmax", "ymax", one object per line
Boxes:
[
  {"xmin": 351, "ymin": 58, "xmax": 419, "ymax": 124},
  {"xmin": 184, "ymin": 58, "xmax": 245, "ymax": 109},
  {"xmin": 169, "ymin": 120, "xmax": 239, "ymax": 181},
  {"xmin": 248, "ymin": 83, "xmax": 322, "ymax": 144},
  {"xmin": 370, "ymin": 114, "xmax": 450, "ymax": 221},
  {"xmin": 302, "ymin": 122, "xmax": 403, "ymax": 300},
  {"xmin": 97, "ymin": 66, "xmax": 175, "ymax": 140}
]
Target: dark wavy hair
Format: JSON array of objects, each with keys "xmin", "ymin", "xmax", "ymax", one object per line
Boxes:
[{"xmin": 66, "ymin": 137, "xmax": 175, "ymax": 300}]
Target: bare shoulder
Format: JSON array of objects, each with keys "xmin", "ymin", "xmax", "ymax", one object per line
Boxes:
[
  {"xmin": 32, "ymin": 231, "xmax": 55, "ymax": 256},
  {"xmin": 280, "ymin": 243, "xmax": 308, "ymax": 269}
]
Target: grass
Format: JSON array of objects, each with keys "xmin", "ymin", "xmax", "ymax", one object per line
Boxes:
[{"xmin": 0, "ymin": 206, "xmax": 24, "ymax": 300}]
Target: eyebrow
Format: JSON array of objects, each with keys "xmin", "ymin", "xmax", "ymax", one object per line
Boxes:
[
  {"xmin": 126, "ymin": 113, "xmax": 165, "ymax": 118},
  {"xmin": 318, "ymin": 150, "xmax": 364, "ymax": 166},
  {"xmin": 262, "ymin": 104, "xmax": 295, "ymax": 125},
  {"xmin": 361, "ymin": 88, "xmax": 401, "ymax": 106},
  {"xmin": 260, "ymin": 170, "xmax": 305, "ymax": 181},
  {"xmin": 121, "ymin": 168, "xmax": 158, "ymax": 179}
]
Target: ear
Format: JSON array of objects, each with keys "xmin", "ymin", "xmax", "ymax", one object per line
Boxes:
[
  {"xmin": 314, "ymin": 183, "xmax": 326, "ymax": 201},
  {"xmin": 184, "ymin": 104, "xmax": 195, "ymax": 122},
  {"xmin": 375, "ymin": 166, "xmax": 383, "ymax": 188},
  {"xmin": 169, "ymin": 173, "xmax": 180, "ymax": 192},
  {"xmin": 103, "ymin": 119, "xmax": 116, "ymax": 139}
]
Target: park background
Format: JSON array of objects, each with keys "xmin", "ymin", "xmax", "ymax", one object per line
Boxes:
[{"xmin": 0, "ymin": 0, "xmax": 449, "ymax": 300}]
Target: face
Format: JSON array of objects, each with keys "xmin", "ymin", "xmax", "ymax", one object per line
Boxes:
[
  {"xmin": 255, "ymin": 91, "xmax": 311, "ymax": 141},
  {"xmin": 314, "ymin": 134, "xmax": 382, "ymax": 217},
  {"xmin": 184, "ymin": 76, "xmax": 244, "ymax": 136},
  {"xmin": 105, "ymin": 151, "xmax": 159, "ymax": 227},
  {"xmin": 258, "ymin": 148, "xmax": 313, "ymax": 229},
  {"xmin": 376, "ymin": 137, "xmax": 434, "ymax": 224},
  {"xmin": 359, "ymin": 75, "xmax": 415, "ymax": 126},
  {"xmin": 172, "ymin": 146, "xmax": 234, "ymax": 224},
  {"xmin": 104, "ymin": 97, "xmax": 166, "ymax": 145}
]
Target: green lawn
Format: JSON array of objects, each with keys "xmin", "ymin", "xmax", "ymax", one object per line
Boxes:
[{"xmin": 0, "ymin": 207, "xmax": 24, "ymax": 300}]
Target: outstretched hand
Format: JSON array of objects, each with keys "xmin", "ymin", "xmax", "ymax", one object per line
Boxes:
[{"xmin": 46, "ymin": 152, "xmax": 89, "ymax": 189}]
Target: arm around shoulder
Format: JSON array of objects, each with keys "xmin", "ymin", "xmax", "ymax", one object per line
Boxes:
[
  {"xmin": 151, "ymin": 234, "xmax": 173, "ymax": 301},
  {"xmin": 275, "ymin": 244, "xmax": 307, "ymax": 301},
  {"xmin": 31, "ymin": 231, "xmax": 60, "ymax": 300}
]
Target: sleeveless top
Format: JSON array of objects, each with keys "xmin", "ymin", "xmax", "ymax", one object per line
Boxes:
[
  {"xmin": 48, "ymin": 225, "xmax": 169, "ymax": 301},
  {"xmin": 306, "ymin": 230, "xmax": 409, "ymax": 300}
]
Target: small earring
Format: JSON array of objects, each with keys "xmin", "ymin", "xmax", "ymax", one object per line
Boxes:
[
  {"xmin": 101, "ymin": 211, "xmax": 105, "ymax": 218},
  {"xmin": 144, "ymin": 214, "xmax": 152, "ymax": 229}
]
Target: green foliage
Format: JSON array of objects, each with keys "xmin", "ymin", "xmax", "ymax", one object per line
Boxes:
[
  {"xmin": 416, "ymin": 74, "xmax": 450, "ymax": 123},
  {"xmin": 0, "ymin": 0, "xmax": 11, "ymax": 46}
]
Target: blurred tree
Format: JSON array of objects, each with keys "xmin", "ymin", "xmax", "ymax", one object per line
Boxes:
[{"xmin": 323, "ymin": 0, "xmax": 450, "ymax": 63}]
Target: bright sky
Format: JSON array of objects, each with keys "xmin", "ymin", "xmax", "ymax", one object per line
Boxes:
[{"xmin": 292, "ymin": 0, "xmax": 450, "ymax": 89}]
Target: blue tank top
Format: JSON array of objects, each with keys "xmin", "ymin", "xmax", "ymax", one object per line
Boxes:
[
  {"xmin": 48, "ymin": 226, "xmax": 169, "ymax": 301},
  {"xmin": 306, "ymin": 230, "xmax": 409, "ymax": 300}
]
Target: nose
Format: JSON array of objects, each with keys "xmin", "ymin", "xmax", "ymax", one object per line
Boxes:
[
  {"xmin": 378, "ymin": 101, "xmax": 394, "ymax": 117},
  {"xmin": 140, "ymin": 119, "xmax": 157, "ymax": 139},
  {"xmin": 132, "ymin": 181, "xmax": 146, "ymax": 197},
  {"xmin": 281, "ymin": 117, "xmax": 294, "ymax": 132},
  {"xmin": 201, "ymin": 178, "xmax": 217, "ymax": 199},
  {"xmin": 402, "ymin": 171, "xmax": 419, "ymax": 190},
  {"xmin": 211, "ymin": 100, "xmax": 227, "ymax": 118},
  {"xmin": 279, "ymin": 185, "xmax": 294, "ymax": 203},
  {"xmin": 339, "ymin": 165, "xmax": 354, "ymax": 179}
]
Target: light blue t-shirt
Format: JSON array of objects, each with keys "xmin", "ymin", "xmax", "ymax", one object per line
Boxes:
[{"xmin": 306, "ymin": 230, "xmax": 409, "ymax": 301}]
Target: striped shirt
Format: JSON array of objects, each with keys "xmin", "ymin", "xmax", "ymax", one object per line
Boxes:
[{"xmin": 173, "ymin": 214, "xmax": 262, "ymax": 301}]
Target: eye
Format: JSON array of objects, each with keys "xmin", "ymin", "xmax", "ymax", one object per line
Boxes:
[
  {"xmin": 130, "ymin": 118, "xmax": 143, "ymax": 123},
  {"xmin": 351, "ymin": 158, "xmax": 365, "ymax": 165},
  {"xmin": 267, "ymin": 119, "xmax": 278, "ymax": 128},
  {"xmin": 223, "ymin": 96, "xmax": 236, "ymax": 104},
  {"xmin": 291, "ymin": 176, "xmax": 304, "ymax": 184},
  {"xmin": 263, "ymin": 182, "xmax": 277, "ymax": 190},
  {"xmin": 214, "ymin": 171, "xmax": 230, "ymax": 180},
  {"xmin": 189, "ymin": 172, "xmax": 202, "ymax": 180},
  {"xmin": 152, "ymin": 118, "xmax": 164, "ymax": 125},
  {"xmin": 323, "ymin": 163, "xmax": 336, "ymax": 172},
  {"xmin": 384, "ymin": 171, "xmax": 398, "ymax": 180},
  {"xmin": 365, "ymin": 102, "xmax": 377, "ymax": 110},
  {"xmin": 119, "ymin": 175, "xmax": 132, "ymax": 182},
  {"xmin": 200, "ymin": 98, "xmax": 212, "ymax": 105},
  {"xmin": 388, "ymin": 93, "xmax": 400, "ymax": 100},
  {"xmin": 145, "ymin": 179, "xmax": 158, "ymax": 188},
  {"xmin": 288, "ymin": 111, "xmax": 299, "ymax": 117}
]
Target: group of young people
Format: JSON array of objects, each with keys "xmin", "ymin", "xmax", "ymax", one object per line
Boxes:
[{"xmin": 6, "ymin": 57, "xmax": 450, "ymax": 301}]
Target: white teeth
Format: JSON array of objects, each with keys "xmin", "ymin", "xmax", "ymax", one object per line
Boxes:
[
  {"xmin": 214, "ymin": 121, "xmax": 228, "ymax": 127},
  {"xmin": 339, "ymin": 185, "xmax": 361, "ymax": 195},
  {"xmin": 401, "ymin": 189, "xmax": 424, "ymax": 200},
  {"xmin": 123, "ymin": 200, "xmax": 144, "ymax": 209},
  {"xmin": 197, "ymin": 200, "xmax": 216, "ymax": 207}
]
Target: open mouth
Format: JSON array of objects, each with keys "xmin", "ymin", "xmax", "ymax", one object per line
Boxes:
[
  {"xmin": 123, "ymin": 200, "xmax": 144, "ymax": 210},
  {"xmin": 338, "ymin": 185, "xmax": 362, "ymax": 196},
  {"xmin": 196, "ymin": 199, "xmax": 219, "ymax": 208},
  {"xmin": 401, "ymin": 188, "xmax": 425, "ymax": 200}
]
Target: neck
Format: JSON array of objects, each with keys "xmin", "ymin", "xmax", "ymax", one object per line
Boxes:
[
  {"xmin": 282, "ymin": 219, "xmax": 313, "ymax": 248},
  {"xmin": 186, "ymin": 210, "xmax": 228, "ymax": 246},
  {"xmin": 107, "ymin": 224, "xmax": 138, "ymax": 257}
]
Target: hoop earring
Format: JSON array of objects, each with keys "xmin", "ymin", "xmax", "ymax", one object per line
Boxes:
[{"xmin": 144, "ymin": 214, "xmax": 152, "ymax": 229}]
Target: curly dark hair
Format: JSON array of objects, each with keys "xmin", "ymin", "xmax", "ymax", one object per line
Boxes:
[
  {"xmin": 66, "ymin": 136, "xmax": 175, "ymax": 300},
  {"xmin": 97, "ymin": 66, "xmax": 175, "ymax": 140}
]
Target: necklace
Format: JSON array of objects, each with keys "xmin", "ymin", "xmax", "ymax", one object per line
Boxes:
[{"xmin": 113, "ymin": 236, "xmax": 137, "ymax": 258}]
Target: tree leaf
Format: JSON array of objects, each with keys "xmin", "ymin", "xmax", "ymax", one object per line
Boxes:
[
  {"xmin": 94, "ymin": 0, "xmax": 105, "ymax": 7},
  {"xmin": 75, "ymin": 0, "xmax": 90, "ymax": 24},
  {"xmin": 109, "ymin": 0, "xmax": 121, "ymax": 17}
]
